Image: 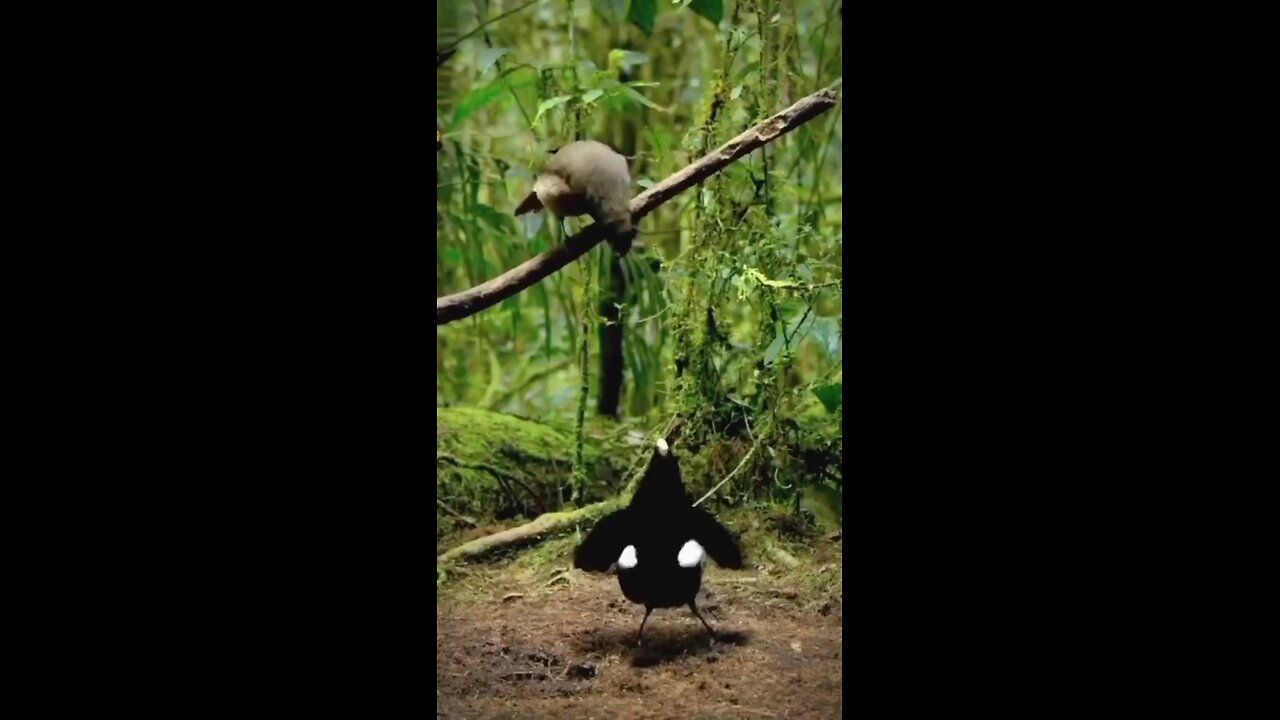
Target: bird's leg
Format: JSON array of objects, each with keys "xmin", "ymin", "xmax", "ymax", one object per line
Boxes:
[
  {"xmin": 635, "ymin": 607, "xmax": 653, "ymax": 647},
  {"xmin": 688, "ymin": 600, "xmax": 718, "ymax": 642}
]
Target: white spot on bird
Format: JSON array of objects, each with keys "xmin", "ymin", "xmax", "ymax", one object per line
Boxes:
[
  {"xmin": 656, "ymin": 438, "xmax": 669, "ymax": 455},
  {"xmin": 618, "ymin": 545, "xmax": 638, "ymax": 569},
  {"xmin": 678, "ymin": 540, "xmax": 704, "ymax": 568}
]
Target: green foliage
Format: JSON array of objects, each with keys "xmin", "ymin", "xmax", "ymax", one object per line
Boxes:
[
  {"xmin": 436, "ymin": 407, "xmax": 629, "ymax": 522},
  {"xmin": 534, "ymin": 95, "xmax": 575, "ymax": 125},
  {"xmin": 689, "ymin": 0, "xmax": 725, "ymax": 25},
  {"xmin": 437, "ymin": 0, "xmax": 842, "ymax": 509},
  {"xmin": 626, "ymin": 0, "xmax": 723, "ymax": 36},
  {"xmin": 626, "ymin": 0, "xmax": 657, "ymax": 35},
  {"xmin": 452, "ymin": 68, "xmax": 538, "ymax": 128},
  {"xmin": 800, "ymin": 483, "xmax": 841, "ymax": 530},
  {"xmin": 812, "ymin": 382, "xmax": 841, "ymax": 413}
]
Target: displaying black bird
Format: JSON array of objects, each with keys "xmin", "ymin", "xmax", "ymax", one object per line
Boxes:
[{"xmin": 573, "ymin": 438, "xmax": 744, "ymax": 645}]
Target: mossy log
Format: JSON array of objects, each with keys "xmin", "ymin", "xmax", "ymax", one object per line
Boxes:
[
  {"xmin": 436, "ymin": 407, "xmax": 637, "ymax": 524},
  {"xmin": 435, "ymin": 406, "xmax": 840, "ymax": 568},
  {"xmin": 435, "ymin": 407, "xmax": 660, "ymax": 567},
  {"xmin": 436, "ymin": 501, "xmax": 621, "ymax": 564}
]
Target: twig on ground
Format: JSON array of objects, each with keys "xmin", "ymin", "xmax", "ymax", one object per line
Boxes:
[{"xmin": 543, "ymin": 571, "xmax": 572, "ymax": 587}]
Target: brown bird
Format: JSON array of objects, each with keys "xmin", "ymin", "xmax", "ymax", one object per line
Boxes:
[{"xmin": 515, "ymin": 140, "xmax": 636, "ymax": 256}]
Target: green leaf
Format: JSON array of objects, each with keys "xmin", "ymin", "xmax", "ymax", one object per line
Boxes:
[
  {"xmin": 582, "ymin": 88, "xmax": 604, "ymax": 104},
  {"xmin": 621, "ymin": 86, "xmax": 666, "ymax": 112},
  {"xmin": 763, "ymin": 331, "xmax": 786, "ymax": 365},
  {"xmin": 689, "ymin": 0, "xmax": 723, "ymax": 24},
  {"xmin": 473, "ymin": 203, "xmax": 516, "ymax": 234},
  {"xmin": 596, "ymin": 0, "xmax": 628, "ymax": 21},
  {"xmin": 807, "ymin": 317, "xmax": 842, "ymax": 361},
  {"xmin": 812, "ymin": 383, "xmax": 842, "ymax": 413},
  {"xmin": 533, "ymin": 94, "xmax": 575, "ymax": 124},
  {"xmin": 681, "ymin": 127, "xmax": 705, "ymax": 151},
  {"xmin": 644, "ymin": 127, "xmax": 672, "ymax": 156},
  {"xmin": 450, "ymin": 69, "xmax": 536, "ymax": 128},
  {"xmin": 764, "ymin": 306, "xmax": 817, "ymax": 366},
  {"xmin": 452, "ymin": 81, "xmax": 509, "ymax": 127},
  {"xmin": 626, "ymin": 0, "xmax": 657, "ymax": 35}
]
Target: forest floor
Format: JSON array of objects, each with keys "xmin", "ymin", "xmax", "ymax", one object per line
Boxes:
[{"xmin": 436, "ymin": 526, "xmax": 843, "ymax": 720}]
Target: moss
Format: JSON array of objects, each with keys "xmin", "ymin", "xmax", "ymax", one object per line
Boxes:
[
  {"xmin": 511, "ymin": 533, "xmax": 581, "ymax": 575},
  {"xmin": 436, "ymin": 407, "xmax": 629, "ymax": 523}
]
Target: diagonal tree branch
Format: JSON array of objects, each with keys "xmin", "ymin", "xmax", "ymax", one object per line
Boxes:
[{"xmin": 436, "ymin": 85, "xmax": 841, "ymax": 325}]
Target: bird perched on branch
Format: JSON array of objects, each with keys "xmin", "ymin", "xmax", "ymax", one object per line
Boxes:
[
  {"xmin": 515, "ymin": 140, "xmax": 637, "ymax": 256},
  {"xmin": 573, "ymin": 438, "xmax": 743, "ymax": 645}
]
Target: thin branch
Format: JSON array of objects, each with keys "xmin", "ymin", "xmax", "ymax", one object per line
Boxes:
[
  {"xmin": 437, "ymin": 0, "xmax": 543, "ymax": 57},
  {"xmin": 436, "ymin": 85, "xmax": 841, "ymax": 325},
  {"xmin": 693, "ymin": 443, "xmax": 758, "ymax": 508}
]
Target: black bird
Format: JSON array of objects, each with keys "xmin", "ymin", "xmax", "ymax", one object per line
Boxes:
[{"xmin": 573, "ymin": 439, "xmax": 744, "ymax": 645}]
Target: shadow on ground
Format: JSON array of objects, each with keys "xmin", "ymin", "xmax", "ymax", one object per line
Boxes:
[
  {"xmin": 437, "ymin": 560, "xmax": 842, "ymax": 719},
  {"xmin": 578, "ymin": 626, "xmax": 751, "ymax": 667}
]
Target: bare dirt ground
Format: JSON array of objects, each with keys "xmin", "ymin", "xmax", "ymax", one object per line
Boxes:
[{"xmin": 436, "ymin": 538, "xmax": 842, "ymax": 719}]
